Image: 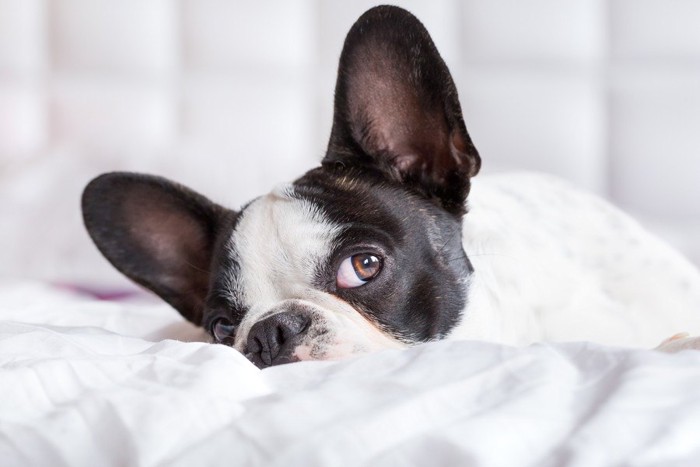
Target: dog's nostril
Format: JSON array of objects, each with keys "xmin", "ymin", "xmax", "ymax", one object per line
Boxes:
[
  {"xmin": 248, "ymin": 335, "xmax": 262, "ymax": 354},
  {"xmin": 246, "ymin": 312, "xmax": 310, "ymax": 368}
]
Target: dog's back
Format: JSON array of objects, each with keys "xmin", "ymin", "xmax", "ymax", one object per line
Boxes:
[{"xmin": 455, "ymin": 172, "xmax": 700, "ymax": 348}]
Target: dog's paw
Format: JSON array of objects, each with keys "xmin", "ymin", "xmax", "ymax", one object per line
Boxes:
[{"xmin": 655, "ymin": 333, "xmax": 700, "ymax": 353}]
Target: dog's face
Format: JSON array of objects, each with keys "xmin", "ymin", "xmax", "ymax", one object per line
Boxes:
[{"xmin": 82, "ymin": 6, "xmax": 481, "ymax": 367}]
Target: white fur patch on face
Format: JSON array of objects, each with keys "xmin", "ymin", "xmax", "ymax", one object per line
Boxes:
[
  {"xmin": 224, "ymin": 185, "xmax": 405, "ymax": 360},
  {"xmin": 228, "ymin": 185, "xmax": 338, "ymax": 312}
]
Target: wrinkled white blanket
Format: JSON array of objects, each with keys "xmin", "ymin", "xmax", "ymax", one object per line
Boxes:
[{"xmin": 2, "ymin": 282, "xmax": 700, "ymax": 466}]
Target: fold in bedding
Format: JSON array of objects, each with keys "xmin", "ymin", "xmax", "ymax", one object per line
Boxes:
[{"xmin": 2, "ymin": 282, "xmax": 700, "ymax": 466}]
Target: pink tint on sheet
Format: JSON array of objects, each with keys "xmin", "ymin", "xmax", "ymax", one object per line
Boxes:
[{"xmin": 52, "ymin": 283, "xmax": 148, "ymax": 302}]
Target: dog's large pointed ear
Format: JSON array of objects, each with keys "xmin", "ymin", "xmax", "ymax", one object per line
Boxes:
[
  {"xmin": 81, "ymin": 173, "xmax": 231, "ymax": 325},
  {"xmin": 324, "ymin": 6, "xmax": 480, "ymax": 216}
]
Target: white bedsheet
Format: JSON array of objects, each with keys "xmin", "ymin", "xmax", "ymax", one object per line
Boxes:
[{"xmin": 2, "ymin": 281, "xmax": 700, "ymax": 466}]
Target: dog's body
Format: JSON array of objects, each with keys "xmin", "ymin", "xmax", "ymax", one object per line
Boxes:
[
  {"xmin": 457, "ymin": 173, "xmax": 700, "ymax": 348},
  {"xmin": 82, "ymin": 6, "xmax": 700, "ymax": 367}
]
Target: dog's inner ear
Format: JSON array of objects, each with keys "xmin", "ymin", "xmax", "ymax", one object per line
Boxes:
[
  {"xmin": 82, "ymin": 173, "xmax": 228, "ymax": 325},
  {"xmin": 325, "ymin": 6, "xmax": 480, "ymax": 216}
]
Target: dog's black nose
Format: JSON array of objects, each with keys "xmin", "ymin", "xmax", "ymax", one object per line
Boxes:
[{"xmin": 246, "ymin": 312, "xmax": 310, "ymax": 368}]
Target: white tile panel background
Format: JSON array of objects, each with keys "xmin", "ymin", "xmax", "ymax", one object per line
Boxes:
[{"xmin": 0, "ymin": 0, "xmax": 699, "ymax": 287}]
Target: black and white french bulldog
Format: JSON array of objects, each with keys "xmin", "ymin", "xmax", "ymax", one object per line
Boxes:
[{"xmin": 82, "ymin": 6, "xmax": 700, "ymax": 367}]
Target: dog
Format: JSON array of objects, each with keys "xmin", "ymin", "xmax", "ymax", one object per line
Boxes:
[{"xmin": 82, "ymin": 6, "xmax": 700, "ymax": 367}]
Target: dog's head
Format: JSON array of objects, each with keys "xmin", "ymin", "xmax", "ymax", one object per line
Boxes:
[{"xmin": 82, "ymin": 6, "xmax": 480, "ymax": 367}]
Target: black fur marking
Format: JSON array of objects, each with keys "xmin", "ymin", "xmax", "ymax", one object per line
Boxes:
[
  {"xmin": 202, "ymin": 209, "xmax": 249, "ymax": 334},
  {"xmin": 292, "ymin": 167, "xmax": 472, "ymax": 343}
]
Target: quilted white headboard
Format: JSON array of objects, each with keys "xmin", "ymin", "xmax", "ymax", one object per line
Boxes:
[{"xmin": 1, "ymin": 0, "xmax": 699, "ymax": 287}]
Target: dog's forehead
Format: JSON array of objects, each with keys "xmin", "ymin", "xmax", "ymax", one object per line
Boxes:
[{"xmin": 226, "ymin": 184, "xmax": 340, "ymax": 309}]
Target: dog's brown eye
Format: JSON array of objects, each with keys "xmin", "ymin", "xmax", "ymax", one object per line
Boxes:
[
  {"xmin": 337, "ymin": 253, "xmax": 382, "ymax": 289},
  {"xmin": 212, "ymin": 317, "xmax": 236, "ymax": 344}
]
